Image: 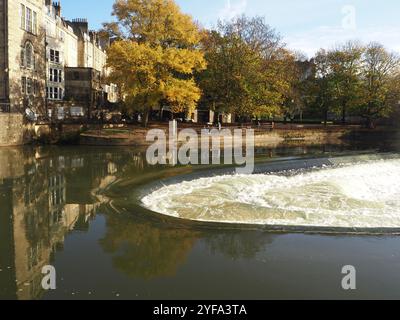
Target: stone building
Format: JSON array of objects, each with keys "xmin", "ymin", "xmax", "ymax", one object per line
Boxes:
[
  {"xmin": 0, "ymin": 0, "xmax": 47, "ymax": 115},
  {"xmin": 44, "ymin": 3, "xmax": 79, "ymax": 95},
  {"xmin": 63, "ymin": 18, "xmax": 118, "ymax": 118},
  {"xmin": 45, "ymin": 2, "xmax": 117, "ymax": 120},
  {"xmin": 0, "ymin": 0, "xmax": 117, "ymax": 122}
]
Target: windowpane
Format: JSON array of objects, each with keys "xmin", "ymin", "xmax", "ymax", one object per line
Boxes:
[
  {"xmin": 25, "ymin": 43, "xmax": 33, "ymax": 69},
  {"xmin": 33, "ymin": 11, "xmax": 37, "ymax": 35},
  {"xmin": 20, "ymin": 5, "xmax": 25, "ymax": 29},
  {"xmin": 21, "ymin": 48, "xmax": 25, "ymax": 67},
  {"xmin": 54, "ymin": 69, "xmax": 58, "ymax": 82},
  {"xmin": 22, "ymin": 77, "xmax": 26, "ymax": 94},
  {"xmin": 27, "ymin": 78, "xmax": 33, "ymax": 95},
  {"xmin": 26, "ymin": 8, "xmax": 32, "ymax": 33},
  {"xmin": 34, "ymin": 80, "xmax": 39, "ymax": 96}
]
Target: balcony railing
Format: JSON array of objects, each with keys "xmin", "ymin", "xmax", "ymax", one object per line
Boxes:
[{"xmin": 0, "ymin": 103, "xmax": 11, "ymax": 113}]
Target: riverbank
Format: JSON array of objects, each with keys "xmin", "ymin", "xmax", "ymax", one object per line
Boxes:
[
  {"xmin": 79, "ymin": 124, "xmax": 399, "ymax": 149},
  {"xmin": 1, "ymin": 112, "xmax": 398, "ymax": 148}
]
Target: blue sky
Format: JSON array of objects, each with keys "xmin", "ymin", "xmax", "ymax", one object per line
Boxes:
[{"xmin": 61, "ymin": 0, "xmax": 400, "ymax": 57}]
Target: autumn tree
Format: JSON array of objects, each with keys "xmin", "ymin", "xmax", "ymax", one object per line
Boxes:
[
  {"xmin": 279, "ymin": 52, "xmax": 314, "ymax": 122},
  {"xmin": 311, "ymin": 49, "xmax": 338, "ymax": 125},
  {"xmin": 327, "ymin": 41, "xmax": 364, "ymax": 123},
  {"xmin": 104, "ymin": 0, "xmax": 206, "ymax": 127},
  {"xmin": 199, "ymin": 16, "xmax": 291, "ymax": 121},
  {"xmin": 358, "ymin": 43, "xmax": 400, "ymax": 128},
  {"xmin": 199, "ymin": 29, "xmax": 265, "ymax": 120}
]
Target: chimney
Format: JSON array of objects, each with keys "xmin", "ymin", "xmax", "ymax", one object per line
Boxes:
[
  {"xmin": 53, "ymin": 1, "xmax": 61, "ymax": 17},
  {"xmin": 71, "ymin": 18, "xmax": 89, "ymax": 34}
]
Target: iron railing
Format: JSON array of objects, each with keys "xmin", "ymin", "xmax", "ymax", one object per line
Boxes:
[{"xmin": 0, "ymin": 103, "xmax": 11, "ymax": 113}]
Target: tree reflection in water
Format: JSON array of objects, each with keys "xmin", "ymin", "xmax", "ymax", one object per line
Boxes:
[
  {"xmin": 205, "ymin": 231, "xmax": 274, "ymax": 260},
  {"xmin": 99, "ymin": 213, "xmax": 200, "ymax": 279},
  {"xmin": 99, "ymin": 206, "xmax": 276, "ymax": 280}
]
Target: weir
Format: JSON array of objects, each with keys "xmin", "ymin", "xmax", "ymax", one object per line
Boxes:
[{"xmin": 140, "ymin": 154, "xmax": 400, "ymax": 233}]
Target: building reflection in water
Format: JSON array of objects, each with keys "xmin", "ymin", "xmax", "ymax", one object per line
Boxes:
[{"xmin": 0, "ymin": 147, "xmax": 147, "ymax": 300}]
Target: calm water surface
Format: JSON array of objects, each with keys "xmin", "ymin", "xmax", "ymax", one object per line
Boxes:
[{"xmin": 1, "ymin": 142, "xmax": 400, "ymax": 300}]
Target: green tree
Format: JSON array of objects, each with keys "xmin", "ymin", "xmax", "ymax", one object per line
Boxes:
[
  {"xmin": 358, "ymin": 43, "xmax": 400, "ymax": 128},
  {"xmin": 312, "ymin": 49, "xmax": 338, "ymax": 125},
  {"xmin": 199, "ymin": 16, "xmax": 291, "ymax": 121},
  {"xmin": 104, "ymin": 0, "xmax": 206, "ymax": 127},
  {"xmin": 327, "ymin": 41, "xmax": 364, "ymax": 123}
]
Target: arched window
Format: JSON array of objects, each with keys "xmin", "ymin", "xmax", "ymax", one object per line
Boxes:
[
  {"xmin": 24, "ymin": 42, "xmax": 35, "ymax": 69},
  {"xmin": 21, "ymin": 47, "xmax": 25, "ymax": 67}
]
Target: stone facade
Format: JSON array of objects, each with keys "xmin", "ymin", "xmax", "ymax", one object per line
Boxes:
[
  {"xmin": 0, "ymin": 0, "xmax": 46, "ymax": 115},
  {"xmin": 0, "ymin": 0, "xmax": 118, "ymax": 124},
  {"xmin": 0, "ymin": 113, "xmax": 32, "ymax": 146},
  {"xmin": 45, "ymin": 3, "xmax": 117, "ymax": 120},
  {"xmin": 62, "ymin": 18, "xmax": 117, "ymax": 118},
  {"xmin": 64, "ymin": 67, "xmax": 104, "ymax": 118}
]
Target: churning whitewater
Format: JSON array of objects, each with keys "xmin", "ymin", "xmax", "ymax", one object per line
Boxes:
[{"xmin": 141, "ymin": 158, "xmax": 400, "ymax": 228}]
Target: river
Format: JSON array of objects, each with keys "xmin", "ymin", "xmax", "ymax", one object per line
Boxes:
[{"xmin": 1, "ymin": 140, "xmax": 400, "ymax": 299}]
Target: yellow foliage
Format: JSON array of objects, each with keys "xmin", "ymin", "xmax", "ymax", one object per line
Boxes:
[{"xmin": 106, "ymin": 0, "xmax": 206, "ymax": 119}]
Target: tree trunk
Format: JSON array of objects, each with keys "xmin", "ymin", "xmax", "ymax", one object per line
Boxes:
[
  {"xmin": 342, "ymin": 106, "xmax": 346, "ymax": 124},
  {"xmin": 324, "ymin": 109, "xmax": 328, "ymax": 127},
  {"xmin": 143, "ymin": 108, "xmax": 149, "ymax": 128},
  {"xmin": 366, "ymin": 117, "xmax": 375, "ymax": 129}
]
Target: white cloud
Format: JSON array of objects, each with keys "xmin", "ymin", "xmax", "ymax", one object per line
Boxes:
[
  {"xmin": 218, "ymin": 0, "xmax": 248, "ymax": 21},
  {"xmin": 284, "ymin": 25, "xmax": 400, "ymax": 58}
]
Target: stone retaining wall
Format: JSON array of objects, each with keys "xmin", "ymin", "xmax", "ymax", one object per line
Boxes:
[{"xmin": 0, "ymin": 114, "xmax": 33, "ymax": 146}]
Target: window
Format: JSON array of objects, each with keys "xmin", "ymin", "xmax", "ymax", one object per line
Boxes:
[
  {"xmin": 34, "ymin": 80, "xmax": 39, "ymax": 96},
  {"xmin": 26, "ymin": 7, "xmax": 32, "ymax": 33},
  {"xmin": 49, "ymin": 49, "xmax": 60, "ymax": 63},
  {"xmin": 32, "ymin": 11, "xmax": 37, "ymax": 35},
  {"xmin": 47, "ymin": 87, "xmax": 62, "ymax": 100},
  {"xmin": 21, "ymin": 5, "xmax": 37, "ymax": 35},
  {"xmin": 21, "ymin": 47, "xmax": 25, "ymax": 67},
  {"xmin": 26, "ymin": 78, "xmax": 33, "ymax": 95},
  {"xmin": 53, "ymin": 69, "xmax": 58, "ymax": 82},
  {"xmin": 25, "ymin": 42, "xmax": 34, "ymax": 69},
  {"xmin": 20, "ymin": 4, "xmax": 25, "ymax": 29},
  {"xmin": 22, "ymin": 77, "xmax": 27, "ymax": 94},
  {"xmin": 49, "ymin": 69, "xmax": 62, "ymax": 83},
  {"xmin": 55, "ymin": 51, "xmax": 60, "ymax": 63}
]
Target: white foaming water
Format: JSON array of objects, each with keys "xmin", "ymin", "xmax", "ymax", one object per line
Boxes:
[{"xmin": 141, "ymin": 158, "xmax": 400, "ymax": 229}]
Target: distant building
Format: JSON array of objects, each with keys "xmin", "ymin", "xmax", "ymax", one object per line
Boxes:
[
  {"xmin": 63, "ymin": 18, "xmax": 118, "ymax": 119},
  {"xmin": 45, "ymin": 2, "xmax": 118, "ymax": 120}
]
